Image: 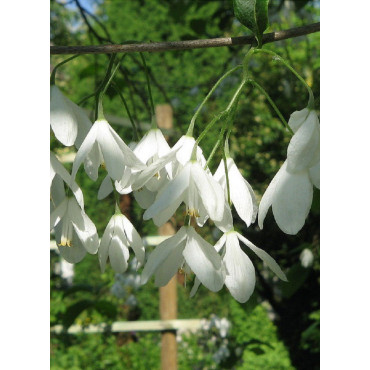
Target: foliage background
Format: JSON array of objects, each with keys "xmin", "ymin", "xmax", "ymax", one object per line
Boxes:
[{"xmin": 50, "ymin": 0, "xmax": 320, "ymax": 369}]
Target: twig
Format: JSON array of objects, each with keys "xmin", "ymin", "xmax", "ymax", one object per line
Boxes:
[{"xmin": 51, "ymin": 22, "xmax": 320, "ymax": 55}]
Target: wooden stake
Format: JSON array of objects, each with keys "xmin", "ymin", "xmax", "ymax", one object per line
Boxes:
[{"xmin": 157, "ymin": 104, "xmax": 178, "ymax": 370}]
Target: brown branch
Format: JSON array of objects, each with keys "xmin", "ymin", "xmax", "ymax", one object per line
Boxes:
[{"xmin": 51, "ymin": 22, "xmax": 319, "ymax": 55}]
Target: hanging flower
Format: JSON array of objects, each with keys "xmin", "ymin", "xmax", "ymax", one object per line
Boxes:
[
  {"xmin": 258, "ymin": 108, "xmax": 320, "ymax": 235},
  {"xmin": 191, "ymin": 230, "xmax": 287, "ymax": 303},
  {"xmin": 141, "ymin": 226, "xmax": 225, "ymax": 292},
  {"xmin": 72, "ymin": 119, "xmax": 146, "ymax": 182},
  {"xmin": 50, "ymin": 197, "xmax": 99, "ymax": 263},
  {"xmin": 50, "ymin": 85, "xmax": 92, "ymax": 147},
  {"xmin": 214, "ymin": 157, "xmax": 257, "ymax": 227},
  {"xmin": 143, "ymin": 160, "xmax": 225, "ymax": 227},
  {"xmin": 99, "ymin": 213, "xmax": 145, "ymax": 274}
]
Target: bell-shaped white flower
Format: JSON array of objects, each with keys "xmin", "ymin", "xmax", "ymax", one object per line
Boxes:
[
  {"xmin": 258, "ymin": 108, "xmax": 320, "ymax": 235},
  {"xmin": 191, "ymin": 230, "xmax": 287, "ymax": 303},
  {"xmin": 50, "ymin": 85, "xmax": 92, "ymax": 147},
  {"xmin": 99, "ymin": 213, "xmax": 145, "ymax": 274},
  {"xmin": 50, "ymin": 151, "xmax": 84, "ymax": 209},
  {"xmin": 50, "ymin": 197, "xmax": 99, "ymax": 263},
  {"xmin": 141, "ymin": 226, "xmax": 225, "ymax": 292},
  {"xmin": 72, "ymin": 119, "xmax": 145, "ymax": 181},
  {"xmin": 143, "ymin": 160, "xmax": 225, "ymax": 226},
  {"xmin": 258, "ymin": 161, "xmax": 313, "ymax": 235},
  {"xmin": 214, "ymin": 157, "xmax": 257, "ymax": 227},
  {"xmin": 286, "ymin": 108, "xmax": 320, "ymax": 173}
]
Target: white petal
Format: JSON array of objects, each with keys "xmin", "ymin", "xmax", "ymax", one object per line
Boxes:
[
  {"xmin": 133, "ymin": 188, "xmax": 156, "ymax": 209},
  {"xmin": 183, "ymin": 227, "xmax": 225, "ymax": 292},
  {"xmin": 192, "ymin": 162, "xmax": 225, "ymax": 222},
  {"xmin": 83, "ymin": 142, "xmax": 102, "ymax": 181},
  {"xmin": 287, "ymin": 110, "xmax": 320, "ymax": 173},
  {"xmin": 237, "ymin": 233, "xmax": 288, "ymax": 281},
  {"xmin": 96, "ymin": 120, "xmax": 127, "ymax": 181},
  {"xmin": 214, "ymin": 234, "xmax": 227, "ymax": 253},
  {"xmin": 50, "ymin": 175, "xmax": 66, "ymax": 210},
  {"xmin": 50, "ymin": 197, "xmax": 68, "ymax": 230},
  {"xmin": 288, "ymin": 108, "xmax": 310, "ymax": 133},
  {"xmin": 152, "ymin": 194, "xmax": 183, "ymax": 227},
  {"xmin": 213, "ymin": 160, "xmax": 225, "ymax": 184},
  {"xmin": 141, "ymin": 227, "xmax": 187, "ymax": 284},
  {"xmin": 50, "ymin": 85, "xmax": 78, "ymax": 146},
  {"xmin": 214, "ymin": 203, "xmax": 233, "ymax": 233},
  {"xmin": 143, "ymin": 164, "xmax": 190, "ymax": 221},
  {"xmin": 109, "ymin": 235, "xmax": 130, "ymax": 273},
  {"xmin": 72, "ymin": 122, "xmax": 99, "ymax": 179},
  {"xmin": 98, "ymin": 216, "xmax": 115, "ymax": 273},
  {"xmin": 154, "ymin": 244, "xmax": 184, "ymax": 286},
  {"xmin": 272, "ymin": 167, "xmax": 313, "ymax": 235},
  {"xmin": 68, "ymin": 198, "xmax": 99, "ymax": 254},
  {"xmin": 258, "ymin": 161, "xmax": 288, "ymax": 230},
  {"xmin": 309, "ymin": 159, "xmax": 320, "ymax": 189},
  {"xmin": 227, "ymin": 158, "xmax": 255, "ymax": 227},
  {"xmin": 50, "ymin": 152, "xmax": 84, "ymax": 209},
  {"xmin": 224, "ymin": 233, "xmax": 256, "ymax": 303},
  {"xmin": 98, "ymin": 175, "xmax": 114, "ymax": 200},
  {"xmin": 57, "ymin": 231, "xmax": 87, "ymax": 263},
  {"xmin": 108, "ymin": 123, "xmax": 146, "ymax": 170},
  {"xmin": 121, "ymin": 215, "xmax": 145, "ymax": 267},
  {"xmin": 71, "ymin": 103, "xmax": 93, "ymax": 149}
]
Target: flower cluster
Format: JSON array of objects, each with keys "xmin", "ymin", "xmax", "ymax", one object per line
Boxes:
[{"xmin": 50, "ymin": 75, "xmax": 319, "ymax": 303}]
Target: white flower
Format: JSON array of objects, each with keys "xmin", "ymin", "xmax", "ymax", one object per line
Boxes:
[
  {"xmin": 191, "ymin": 230, "xmax": 287, "ymax": 303},
  {"xmin": 258, "ymin": 108, "xmax": 320, "ymax": 235},
  {"xmin": 50, "ymin": 85, "xmax": 92, "ymax": 147},
  {"xmin": 72, "ymin": 119, "xmax": 145, "ymax": 181},
  {"xmin": 50, "ymin": 197, "xmax": 99, "ymax": 263},
  {"xmin": 143, "ymin": 160, "xmax": 225, "ymax": 227},
  {"xmin": 258, "ymin": 161, "xmax": 314, "ymax": 235},
  {"xmin": 98, "ymin": 213, "xmax": 145, "ymax": 273},
  {"xmin": 214, "ymin": 157, "xmax": 257, "ymax": 227},
  {"xmin": 141, "ymin": 226, "xmax": 225, "ymax": 292}
]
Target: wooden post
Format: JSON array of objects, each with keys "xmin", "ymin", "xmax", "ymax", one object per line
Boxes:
[{"xmin": 157, "ymin": 104, "xmax": 178, "ymax": 370}]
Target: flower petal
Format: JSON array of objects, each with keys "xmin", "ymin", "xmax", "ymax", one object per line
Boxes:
[
  {"xmin": 189, "ymin": 277, "xmax": 201, "ymax": 298},
  {"xmin": 98, "ymin": 216, "xmax": 115, "ymax": 273},
  {"xmin": 192, "ymin": 162, "xmax": 225, "ymax": 222},
  {"xmin": 83, "ymin": 142, "xmax": 102, "ymax": 181},
  {"xmin": 183, "ymin": 227, "xmax": 225, "ymax": 292},
  {"xmin": 109, "ymin": 235, "xmax": 130, "ymax": 273},
  {"xmin": 309, "ymin": 159, "xmax": 320, "ymax": 189},
  {"xmin": 133, "ymin": 188, "xmax": 156, "ymax": 209},
  {"xmin": 227, "ymin": 158, "xmax": 255, "ymax": 227},
  {"xmin": 72, "ymin": 122, "xmax": 99, "ymax": 179},
  {"xmin": 287, "ymin": 110, "xmax": 320, "ymax": 173},
  {"xmin": 50, "ymin": 85, "xmax": 78, "ymax": 146},
  {"xmin": 154, "ymin": 244, "xmax": 184, "ymax": 286},
  {"xmin": 141, "ymin": 227, "xmax": 187, "ymax": 285},
  {"xmin": 258, "ymin": 161, "xmax": 288, "ymax": 230},
  {"xmin": 96, "ymin": 120, "xmax": 127, "ymax": 181},
  {"xmin": 288, "ymin": 108, "xmax": 310, "ymax": 133},
  {"xmin": 57, "ymin": 231, "xmax": 87, "ymax": 263},
  {"xmin": 98, "ymin": 175, "xmax": 114, "ymax": 200},
  {"xmin": 272, "ymin": 167, "xmax": 313, "ymax": 235},
  {"xmin": 224, "ymin": 233, "xmax": 256, "ymax": 303},
  {"xmin": 237, "ymin": 233, "xmax": 288, "ymax": 281},
  {"xmin": 143, "ymin": 164, "xmax": 190, "ymax": 221},
  {"xmin": 214, "ymin": 203, "xmax": 233, "ymax": 233},
  {"xmin": 50, "ymin": 197, "xmax": 68, "ymax": 230},
  {"xmin": 121, "ymin": 215, "xmax": 145, "ymax": 267}
]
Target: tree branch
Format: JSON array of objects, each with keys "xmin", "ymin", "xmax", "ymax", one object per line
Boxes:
[{"xmin": 51, "ymin": 22, "xmax": 319, "ymax": 55}]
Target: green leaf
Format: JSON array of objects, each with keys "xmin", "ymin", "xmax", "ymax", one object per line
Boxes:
[
  {"xmin": 233, "ymin": 0, "xmax": 270, "ymax": 47},
  {"xmin": 94, "ymin": 300, "xmax": 118, "ymax": 320}
]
